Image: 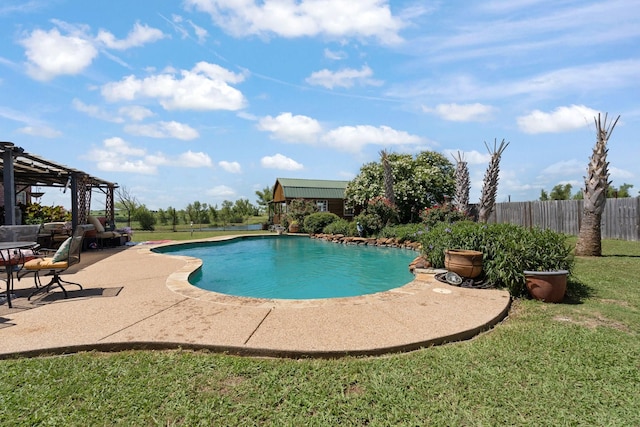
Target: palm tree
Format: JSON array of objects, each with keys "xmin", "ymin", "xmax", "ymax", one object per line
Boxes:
[
  {"xmin": 575, "ymin": 113, "xmax": 620, "ymax": 256},
  {"xmin": 478, "ymin": 139, "xmax": 509, "ymax": 223},
  {"xmin": 452, "ymin": 151, "xmax": 470, "ymax": 215},
  {"xmin": 380, "ymin": 149, "xmax": 395, "ymax": 205}
]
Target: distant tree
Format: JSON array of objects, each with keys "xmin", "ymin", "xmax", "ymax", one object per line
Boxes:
[
  {"xmin": 607, "ymin": 183, "xmax": 634, "ymax": 198},
  {"xmin": 233, "ymin": 198, "xmax": 254, "ymax": 223},
  {"xmin": 185, "ymin": 201, "xmax": 207, "ymax": 229},
  {"xmin": 208, "ymin": 205, "xmax": 219, "ymax": 225},
  {"xmin": 576, "ymin": 113, "xmax": 620, "ymax": 256},
  {"xmin": 539, "ymin": 189, "xmax": 549, "ymax": 201},
  {"xmin": 135, "ymin": 205, "xmax": 156, "ymax": 231},
  {"xmin": 219, "ymin": 200, "xmax": 234, "ymax": 225},
  {"xmin": 166, "ymin": 206, "xmax": 178, "ymax": 232},
  {"xmin": 115, "ymin": 186, "xmax": 139, "ymax": 227},
  {"xmin": 156, "ymin": 208, "xmax": 168, "ymax": 226},
  {"xmin": 549, "ymin": 183, "xmax": 573, "ymax": 200},
  {"xmin": 255, "ymin": 186, "xmax": 273, "ymax": 215}
]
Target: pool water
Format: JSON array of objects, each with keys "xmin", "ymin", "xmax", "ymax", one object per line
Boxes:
[{"xmin": 156, "ymin": 235, "xmax": 416, "ymax": 299}]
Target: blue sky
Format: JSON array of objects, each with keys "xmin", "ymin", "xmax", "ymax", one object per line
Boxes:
[{"xmin": 1, "ymin": 0, "xmax": 638, "ymax": 212}]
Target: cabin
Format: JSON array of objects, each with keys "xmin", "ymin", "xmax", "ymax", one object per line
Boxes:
[{"xmin": 269, "ymin": 178, "xmax": 353, "ymax": 224}]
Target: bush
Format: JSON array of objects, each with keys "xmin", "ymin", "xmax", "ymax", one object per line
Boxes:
[
  {"xmin": 418, "ymin": 221, "xmax": 573, "ymax": 297},
  {"xmin": 379, "ymin": 223, "xmax": 427, "ymax": 243},
  {"xmin": 303, "ymin": 212, "xmax": 340, "ymax": 234},
  {"xmin": 323, "ymin": 219, "xmax": 356, "ymax": 236},
  {"xmin": 136, "ymin": 208, "xmax": 157, "ymax": 231},
  {"xmin": 420, "ymin": 204, "xmax": 469, "ymax": 229}
]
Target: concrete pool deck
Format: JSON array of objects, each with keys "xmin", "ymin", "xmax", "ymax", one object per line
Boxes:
[{"xmin": 0, "ymin": 235, "xmax": 511, "ymax": 359}]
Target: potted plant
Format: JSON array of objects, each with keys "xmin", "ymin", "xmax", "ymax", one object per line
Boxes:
[{"xmin": 520, "ymin": 228, "xmax": 574, "ymax": 303}]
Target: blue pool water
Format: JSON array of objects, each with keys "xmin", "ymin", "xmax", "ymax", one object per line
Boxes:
[{"xmin": 155, "ymin": 235, "xmax": 416, "ymax": 299}]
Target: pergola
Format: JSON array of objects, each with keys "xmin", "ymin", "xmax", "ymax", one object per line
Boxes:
[{"xmin": 0, "ymin": 141, "xmax": 118, "ymax": 229}]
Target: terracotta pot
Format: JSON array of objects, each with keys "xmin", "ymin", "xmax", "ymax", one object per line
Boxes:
[
  {"xmin": 288, "ymin": 223, "xmax": 300, "ymax": 233},
  {"xmin": 524, "ymin": 270, "xmax": 568, "ymax": 303},
  {"xmin": 444, "ymin": 249, "xmax": 483, "ymax": 278}
]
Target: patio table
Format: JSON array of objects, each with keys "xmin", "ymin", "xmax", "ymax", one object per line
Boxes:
[{"xmin": 0, "ymin": 241, "xmax": 37, "ymax": 308}]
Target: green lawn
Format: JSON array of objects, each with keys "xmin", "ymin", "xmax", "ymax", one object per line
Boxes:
[{"xmin": 1, "ymin": 239, "xmax": 639, "ymax": 426}]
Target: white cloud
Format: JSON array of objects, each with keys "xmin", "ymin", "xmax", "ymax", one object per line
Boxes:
[
  {"xmin": 609, "ymin": 166, "xmax": 635, "ymax": 182},
  {"xmin": 442, "ymin": 149, "xmax": 492, "ymax": 165},
  {"xmin": 424, "ymin": 103, "xmax": 496, "ymax": 122},
  {"xmin": 321, "ymin": 125, "xmax": 422, "ymax": 153},
  {"xmin": 17, "ymin": 125, "xmax": 62, "ymax": 138},
  {"xmin": 19, "ymin": 21, "xmax": 166, "ymax": 81},
  {"xmin": 261, "ymin": 153, "xmax": 304, "ymax": 170},
  {"xmin": 95, "ymin": 22, "xmax": 166, "ymax": 50},
  {"xmin": 176, "ymin": 150, "xmax": 213, "ymax": 167},
  {"xmin": 20, "ymin": 28, "xmax": 98, "ymax": 81},
  {"xmin": 185, "ymin": 0, "xmax": 405, "ymax": 44},
  {"xmin": 257, "ymin": 112, "xmax": 322, "ymax": 143},
  {"xmin": 86, "ymin": 137, "xmax": 211, "ymax": 174},
  {"xmin": 101, "ymin": 61, "xmax": 247, "ymax": 111},
  {"xmin": 124, "ymin": 121, "xmax": 200, "ymax": 140},
  {"xmin": 219, "ymin": 160, "xmax": 242, "ymax": 173},
  {"xmin": 540, "ymin": 159, "xmax": 585, "ymax": 176},
  {"xmin": 118, "ymin": 105, "xmax": 154, "ymax": 121},
  {"xmin": 517, "ymin": 105, "xmax": 600, "ymax": 134},
  {"xmin": 207, "ymin": 185, "xmax": 236, "ymax": 198},
  {"xmin": 72, "ymin": 98, "xmax": 124, "ymax": 123},
  {"xmin": 306, "ymin": 65, "xmax": 382, "ymax": 89},
  {"xmin": 324, "ymin": 48, "xmax": 347, "ymax": 60}
]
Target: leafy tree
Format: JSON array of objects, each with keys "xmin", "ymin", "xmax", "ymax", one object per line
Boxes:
[
  {"xmin": 208, "ymin": 205, "xmax": 219, "ymax": 225},
  {"xmin": 539, "ymin": 189, "xmax": 549, "ymax": 201},
  {"xmin": 607, "ymin": 183, "xmax": 634, "ymax": 198},
  {"xmin": 549, "ymin": 183, "xmax": 573, "ymax": 200},
  {"xmin": 219, "ymin": 200, "xmax": 234, "ymax": 225},
  {"xmin": 166, "ymin": 206, "xmax": 178, "ymax": 232},
  {"xmin": 185, "ymin": 201, "xmax": 208, "ymax": 229},
  {"xmin": 345, "ymin": 151, "xmax": 455, "ymax": 223},
  {"xmin": 156, "ymin": 208, "xmax": 168, "ymax": 226},
  {"xmin": 255, "ymin": 186, "xmax": 273, "ymax": 214},
  {"xmin": 232, "ymin": 198, "xmax": 254, "ymax": 223},
  {"xmin": 285, "ymin": 198, "xmax": 318, "ymax": 225},
  {"xmin": 135, "ymin": 205, "xmax": 156, "ymax": 231}
]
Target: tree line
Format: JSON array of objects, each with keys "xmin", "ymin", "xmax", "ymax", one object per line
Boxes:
[
  {"xmin": 115, "ymin": 186, "xmax": 274, "ymax": 231},
  {"xmin": 539, "ymin": 182, "xmax": 635, "ymax": 201}
]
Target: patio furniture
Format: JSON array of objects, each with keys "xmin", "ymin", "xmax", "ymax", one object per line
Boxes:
[
  {"xmin": 86, "ymin": 216, "xmax": 127, "ymax": 248},
  {"xmin": 24, "ymin": 225, "xmax": 90, "ymax": 300},
  {"xmin": 0, "ymin": 240, "xmax": 39, "ymax": 308}
]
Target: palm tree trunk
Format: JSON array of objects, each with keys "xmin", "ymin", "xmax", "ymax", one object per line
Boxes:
[{"xmin": 575, "ymin": 211, "xmax": 602, "ymax": 256}]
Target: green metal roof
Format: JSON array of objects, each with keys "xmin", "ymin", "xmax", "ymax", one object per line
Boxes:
[{"xmin": 277, "ymin": 178, "xmax": 349, "ymax": 199}]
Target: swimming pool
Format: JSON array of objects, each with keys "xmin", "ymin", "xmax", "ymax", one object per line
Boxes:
[{"xmin": 155, "ymin": 235, "xmax": 416, "ymax": 299}]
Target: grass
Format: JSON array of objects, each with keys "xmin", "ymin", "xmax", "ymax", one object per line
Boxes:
[{"xmin": 1, "ymin": 239, "xmax": 639, "ymax": 425}]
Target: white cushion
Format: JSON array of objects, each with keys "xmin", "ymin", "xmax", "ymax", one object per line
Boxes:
[{"xmin": 87, "ymin": 215, "xmax": 105, "ymax": 233}]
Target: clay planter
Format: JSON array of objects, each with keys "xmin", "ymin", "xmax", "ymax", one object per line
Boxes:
[
  {"xmin": 444, "ymin": 249, "xmax": 483, "ymax": 278},
  {"xmin": 288, "ymin": 222, "xmax": 300, "ymax": 233},
  {"xmin": 524, "ymin": 270, "xmax": 568, "ymax": 303}
]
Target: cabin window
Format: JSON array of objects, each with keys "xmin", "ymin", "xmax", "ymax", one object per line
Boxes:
[
  {"xmin": 343, "ymin": 202, "xmax": 354, "ymax": 216},
  {"xmin": 316, "ymin": 200, "xmax": 328, "ymax": 212}
]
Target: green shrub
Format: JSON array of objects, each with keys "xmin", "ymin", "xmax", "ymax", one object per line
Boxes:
[
  {"xmin": 418, "ymin": 222, "xmax": 573, "ymax": 297},
  {"xmin": 420, "ymin": 204, "xmax": 470, "ymax": 229},
  {"xmin": 135, "ymin": 208, "xmax": 157, "ymax": 231},
  {"xmin": 323, "ymin": 219, "xmax": 355, "ymax": 236},
  {"xmin": 379, "ymin": 223, "xmax": 427, "ymax": 243},
  {"xmin": 303, "ymin": 212, "xmax": 339, "ymax": 234}
]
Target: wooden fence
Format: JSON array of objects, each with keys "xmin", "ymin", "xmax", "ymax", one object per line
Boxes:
[{"xmin": 480, "ymin": 197, "xmax": 640, "ymax": 241}]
